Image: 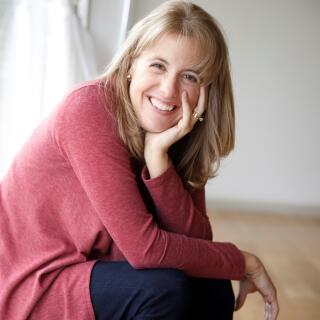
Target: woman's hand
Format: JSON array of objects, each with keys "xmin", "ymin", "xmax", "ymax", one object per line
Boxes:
[
  {"xmin": 235, "ymin": 251, "xmax": 279, "ymax": 320},
  {"xmin": 144, "ymin": 86, "xmax": 206, "ymax": 178},
  {"xmin": 145, "ymin": 86, "xmax": 206, "ymax": 154}
]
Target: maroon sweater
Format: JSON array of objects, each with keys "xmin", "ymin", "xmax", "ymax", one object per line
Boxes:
[{"xmin": 0, "ymin": 81, "xmax": 245, "ymax": 319}]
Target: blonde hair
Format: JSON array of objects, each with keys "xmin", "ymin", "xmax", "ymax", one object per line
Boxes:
[{"xmin": 100, "ymin": 0, "xmax": 235, "ymax": 189}]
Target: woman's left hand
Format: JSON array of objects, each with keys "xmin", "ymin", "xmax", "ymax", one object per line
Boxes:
[
  {"xmin": 144, "ymin": 86, "xmax": 206, "ymax": 156},
  {"xmin": 235, "ymin": 251, "xmax": 279, "ymax": 320}
]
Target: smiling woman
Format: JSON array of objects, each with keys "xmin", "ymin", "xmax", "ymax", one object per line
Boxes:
[
  {"xmin": 104, "ymin": 0, "xmax": 235, "ymax": 189},
  {"xmin": 128, "ymin": 33, "xmax": 201, "ymax": 133},
  {"xmin": 0, "ymin": 1, "xmax": 278, "ymax": 320}
]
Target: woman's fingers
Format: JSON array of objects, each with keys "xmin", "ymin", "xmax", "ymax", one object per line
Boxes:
[
  {"xmin": 265, "ymin": 301, "xmax": 278, "ymax": 320},
  {"xmin": 180, "ymin": 86, "xmax": 206, "ymax": 133},
  {"xmin": 235, "ymin": 276, "xmax": 278, "ymax": 320},
  {"xmin": 265, "ymin": 302, "xmax": 271, "ymax": 320},
  {"xmin": 248, "ymin": 265, "xmax": 279, "ymax": 320},
  {"xmin": 190, "ymin": 86, "xmax": 206, "ymax": 125},
  {"xmin": 180, "ymin": 91, "xmax": 192, "ymax": 130},
  {"xmin": 261, "ymin": 269, "xmax": 279, "ymax": 320},
  {"xmin": 235, "ymin": 252, "xmax": 279, "ymax": 320},
  {"xmin": 234, "ymin": 278, "xmax": 256, "ymax": 311},
  {"xmin": 194, "ymin": 86, "xmax": 206, "ymax": 114},
  {"xmin": 264, "ymin": 294, "xmax": 279, "ymax": 320},
  {"xmin": 271, "ymin": 299, "xmax": 280, "ymax": 319},
  {"xmin": 234, "ymin": 288, "xmax": 247, "ymax": 311}
]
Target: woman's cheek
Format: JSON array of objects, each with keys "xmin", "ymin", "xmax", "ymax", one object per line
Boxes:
[{"xmin": 187, "ymin": 88, "xmax": 200, "ymax": 108}]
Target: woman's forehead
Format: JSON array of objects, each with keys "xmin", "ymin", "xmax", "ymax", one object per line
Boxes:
[{"xmin": 138, "ymin": 33, "xmax": 206, "ymax": 70}]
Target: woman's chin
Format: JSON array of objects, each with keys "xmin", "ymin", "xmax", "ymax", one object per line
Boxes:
[
  {"xmin": 144, "ymin": 128, "xmax": 167, "ymax": 133},
  {"xmin": 141, "ymin": 123, "xmax": 174, "ymax": 133}
]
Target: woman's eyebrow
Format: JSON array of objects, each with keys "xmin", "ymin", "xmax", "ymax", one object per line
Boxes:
[
  {"xmin": 148, "ymin": 57, "xmax": 169, "ymax": 65},
  {"xmin": 184, "ymin": 68, "xmax": 199, "ymax": 75}
]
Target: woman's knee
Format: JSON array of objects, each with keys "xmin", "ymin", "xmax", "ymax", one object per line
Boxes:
[
  {"xmin": 143, "ymin": 268, "xmax": 192, "ymax": 300},
  {"xmin": 139, "ymin": 268, "xmax": 193, "ymax": 318}
]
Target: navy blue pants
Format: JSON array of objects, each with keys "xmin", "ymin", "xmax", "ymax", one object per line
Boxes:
[{"xmin": 90, "ymin": 261, "xmax": 235, "ymax": 320}]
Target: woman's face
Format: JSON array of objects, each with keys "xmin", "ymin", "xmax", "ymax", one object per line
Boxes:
[{"xmin": 129, "ymin": 33, "xmax": 202, "ymax": 133}]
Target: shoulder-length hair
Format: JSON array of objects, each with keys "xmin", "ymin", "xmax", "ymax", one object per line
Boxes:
[{"xmin": 100, "ymin": 0, "xmax": 235, "ymax": 189}]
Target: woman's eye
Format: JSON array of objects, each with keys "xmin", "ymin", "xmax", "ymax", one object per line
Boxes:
[
  {"xmin": 150, "ymin": 63, "xmax": 165, "ymax": 71},
  {"xmin": 183, "ymin": 74, "xmax": 198, "ymax": 83}
]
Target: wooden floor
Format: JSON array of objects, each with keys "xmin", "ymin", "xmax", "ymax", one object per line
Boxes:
[{"xmin": 208, "ymin": 209, "xmax": 320, "ymax": 320}]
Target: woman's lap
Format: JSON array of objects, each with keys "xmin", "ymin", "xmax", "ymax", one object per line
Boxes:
[{"xmin": 90, "ymin": 261, "xmax": 234, "ymax": 320}]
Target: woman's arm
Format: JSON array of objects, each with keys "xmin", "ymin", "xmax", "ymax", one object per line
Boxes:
[
  {"xmin": 141, "ymin": 163, "xmax": 212, "ymax": 240},
  {"xmin": 142, "ymin": 87, "xmax": 212, "ymax": 240},
  {"xmin": 143, "ymin": 87, "xmax": 279, "ymax": 319},
  {"xmin": 52, "ymin": 84, "xmax": 244, "ymax": 280}
]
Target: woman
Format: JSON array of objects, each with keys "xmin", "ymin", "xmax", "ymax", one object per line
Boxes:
[{"xmin": 0, "ymin": 1, "xmax": 279, "ymax": 319}]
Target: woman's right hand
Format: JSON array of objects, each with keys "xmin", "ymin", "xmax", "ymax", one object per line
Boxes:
[{"xmin": 235, "ymin": 251, "xmax": 279, "ymax": 320}]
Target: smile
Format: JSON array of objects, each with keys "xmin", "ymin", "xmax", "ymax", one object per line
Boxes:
[{"xmin": 149, "ymin": 97, "xmax": 177, "ymax": 112}]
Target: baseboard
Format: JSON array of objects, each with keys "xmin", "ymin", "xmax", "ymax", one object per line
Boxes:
[{"xmin": 206, "ymin": 198, "xmax": 320, "ymax": 217}]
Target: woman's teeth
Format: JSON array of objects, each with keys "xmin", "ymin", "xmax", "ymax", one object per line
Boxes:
[{"xmin": 150, "ymin": 97, "xmax": 176, "ymax": 111}]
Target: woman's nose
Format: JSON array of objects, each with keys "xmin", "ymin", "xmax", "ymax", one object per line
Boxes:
[{"xmin": 159, "ymin": 74, "xmax": 179, "ymax": 99}]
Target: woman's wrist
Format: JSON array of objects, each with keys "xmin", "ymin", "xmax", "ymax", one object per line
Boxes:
[
  {"xmin": 144, "ymin": 149, "xmax": 171, "ymax": 179},
  {"xmin": 241, "ymin": 251, "xmax": 262, "ymax": 276}
]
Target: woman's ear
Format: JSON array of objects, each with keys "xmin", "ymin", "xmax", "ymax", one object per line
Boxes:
[
  {"xmin": 127, "ymin": 61, "xmax": 135, "ymax": 83},
  {"xmin": 128, "ymin": 59, "xmax": 137, "ymax": 77}
]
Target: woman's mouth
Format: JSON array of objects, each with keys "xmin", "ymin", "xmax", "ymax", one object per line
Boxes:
[{"xmin": 149, "ymin": 97, "xmax": 177, "ymax": 112}]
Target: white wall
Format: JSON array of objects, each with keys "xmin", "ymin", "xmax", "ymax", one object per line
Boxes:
[
  {"xmin": 89, "ymin": 0, "xmax": 130, "ymax": 72},
  {"xmin": 90, "ymin": 0, "xmax": 320, "ymax": 214},
  {"xmin": 198, "ymin": 0, "xmax": 320, "ymax": 213}
]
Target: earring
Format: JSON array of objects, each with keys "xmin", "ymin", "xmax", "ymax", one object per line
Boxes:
[{"xmin": 127, "ymin": 74, "xmax": 132, "ymax": 82}]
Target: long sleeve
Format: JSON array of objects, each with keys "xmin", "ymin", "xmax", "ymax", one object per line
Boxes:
[
  {"xmin": 141, "ymin": 165, "xmax": 213, "ymax": 240},
  {"xmin": 52, "ymin": 83, "xmax": 245, "ymax": 280}
]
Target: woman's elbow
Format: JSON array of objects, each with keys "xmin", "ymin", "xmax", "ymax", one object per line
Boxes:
[{"xmin": 127, "ymin": 255, "xmax": 157, "ymax": 270}]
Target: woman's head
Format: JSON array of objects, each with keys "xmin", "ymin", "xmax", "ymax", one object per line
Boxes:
[
  {"xmin": 103, "ymin": 0, "xmax": 235, "ymax": 188},
  {"xmin": 128, "ymin": 32, "xmax": 203, "ymax": 133}
]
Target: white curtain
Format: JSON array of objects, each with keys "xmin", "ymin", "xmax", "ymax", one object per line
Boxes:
[{"xmin": 0, "ymin": 0, "xmax": 98, "ymax": 178}]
